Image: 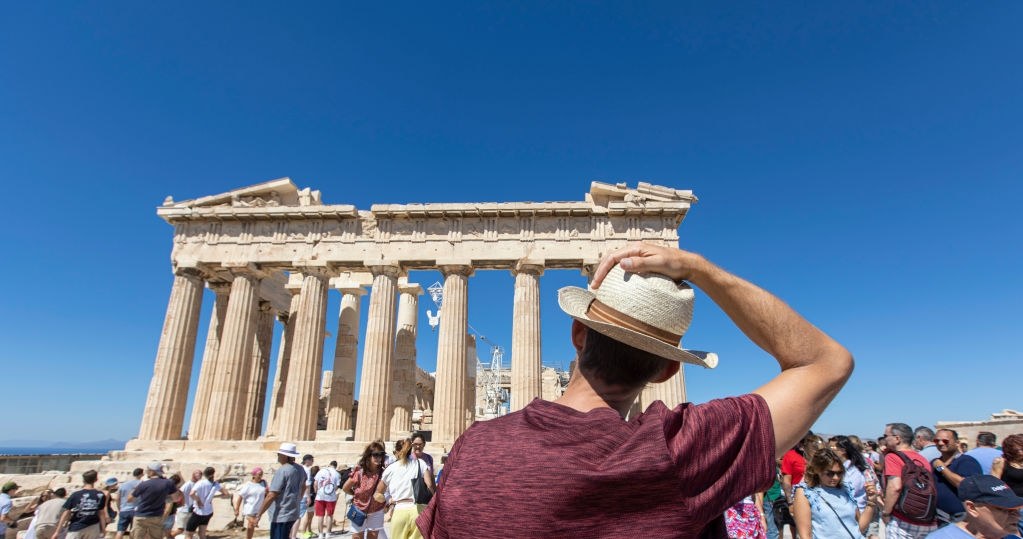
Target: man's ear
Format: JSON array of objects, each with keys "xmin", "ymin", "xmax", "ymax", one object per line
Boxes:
[
  {"xmin": 650, "ymin": 361, "xmax": 680, "ymax": 383},
  {"xmin": 571, "ymin": 319, "xmax": 588, "ymax": 352}
]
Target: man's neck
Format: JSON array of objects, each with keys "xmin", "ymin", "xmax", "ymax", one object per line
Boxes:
[{"xmin": 555, "ymin": 369, "xmax": 643, "ymax": 417}]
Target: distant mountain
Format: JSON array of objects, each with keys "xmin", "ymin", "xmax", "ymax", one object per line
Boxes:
[{"xmin": 0, "ymin": 438, "xmax": 126, "ymax": 450}]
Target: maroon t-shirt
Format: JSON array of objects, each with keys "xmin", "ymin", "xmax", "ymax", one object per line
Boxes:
[{"xmin": 417, "ymin": 394, "xmax": 775, "ymax": 538}]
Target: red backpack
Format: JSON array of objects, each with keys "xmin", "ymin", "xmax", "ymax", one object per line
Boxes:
[{"xmin": 890, "ymin": 451, "xmax": 937, "ymax": 523}]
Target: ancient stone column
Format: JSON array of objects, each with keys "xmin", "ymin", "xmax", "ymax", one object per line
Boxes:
[
  {"xmin": 326, "ymin": 285, "xmax": 365, "ymax": 432},
  {"xmin": 432, "ymin": 264, "xmax": 472, "ymax": 443},
  {"xmin": 266, "ymin": 289, "xmax": 301, "ymax": 437},
  {"xmin": 510, "ymin": 262, "xmax": 543, "ymax": 411},
  {"xmin": 354, "ymin": 264, "xmax": 400, "ymax": 442},
  {"xmin": 200, "ymin": 268, "xmax": 262, "ymax": 440},
  {"xmin": 187, "ymin": 282, "xmax": 230, "ymax": 439},
  {"xmin": 640, "ymin": 367, "xmax": 687, "ymax": 410},
  {"xmin": 465, "ymin": 333, "xmax": 477, "ymax": 428},
  {"xmin": 243, "ymin": 301, "xmax": 275, "ymax": 439},
  {"xmin": 138, "ymin": 268, "xmax": 204, "ymax": 440},
  {"xmin": 390, "ymin": 283, "xmax": 422, "ymax": 437},
  {"xmin": 277, "ymin": 267, "xmax": 330, "ymax": 441}
]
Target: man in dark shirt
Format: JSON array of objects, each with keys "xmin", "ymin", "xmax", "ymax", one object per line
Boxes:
[
  {"xmin": 129, "ymin": 462, "xmax": 181, "ymax": 539},
  {"xmin": 53, "ymin": 470, "xmax": 108, "ymax": 539},
  {"xmin": 417, "ymin": 243, "xmax": 854, "ymax": 538},
  {"xmin": 930, "ymin": 429, "xmax": 982, "ymax": 526}
]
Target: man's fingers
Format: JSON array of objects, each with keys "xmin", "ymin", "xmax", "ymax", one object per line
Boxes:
[{"xmin": 591, "ymin": 243, "xmax": 646, "ymax": 288}]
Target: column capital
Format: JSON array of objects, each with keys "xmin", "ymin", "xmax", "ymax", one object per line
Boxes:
[
  {"xmin": 173, "ymin": 266, "xmax": 204, "ymax": 280},
  {"xmin": 207, "ymin": 281, "xmax": 232, "ymax": 295},
  {"xmin": 291, "ymin": 260, "xmax": 333, "ymax": 279},
  {"xmin": 365, "ymin": 261, "xmax": 402, "ymax": 278},
  {"xmin": 258, "ymin": 301, "xmax": 274, "ymax": 313},
  {"xmin": 438, "ymin": 262, "xmax": 474, "ymax": 277},
  {"xmin": 512, "ymin": 259, "xmax": 545, "ymax": 276},
  {"xmin": 336, "ymin": 285, "xmax": 368, "ymax": 297},
  {"xmin": 398, "ymin": 283, "xmax": 424, "ymax": 296},
  {"xmin": 222, "ymin": 262, "xmax": 267, "ymax": 279}
]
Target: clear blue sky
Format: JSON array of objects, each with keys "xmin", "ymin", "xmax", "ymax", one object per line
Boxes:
[{"xmin": 2, "ymin": 2, "xmax": 1020, "ymax": 444}]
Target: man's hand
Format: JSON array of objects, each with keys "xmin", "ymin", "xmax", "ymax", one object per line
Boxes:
[{"xmin": 591, "ymin": 243, "xmax": 706, "ymax": 288}]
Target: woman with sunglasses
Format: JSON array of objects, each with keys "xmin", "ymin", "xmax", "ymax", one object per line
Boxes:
[
  {"xmin": 341, "ymin": 442, "xmax": 388, "ymax": 539},
  {"xmin": 793, "ymin": 449, "xmax": 882, "ymax": 539}
]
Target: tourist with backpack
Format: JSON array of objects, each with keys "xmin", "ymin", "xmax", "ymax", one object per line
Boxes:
[
  {"xmin": 882, "ymin": 423, "xmax": 939, "ymax": 538},
  {"xmin": 313, "ymin": 461, "xmax": 342, "ymax": 539}
]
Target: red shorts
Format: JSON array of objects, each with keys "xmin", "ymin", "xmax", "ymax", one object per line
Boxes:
[{"xmin": 313, "ymin": 500, "xmax": 337, "ymax": 517}]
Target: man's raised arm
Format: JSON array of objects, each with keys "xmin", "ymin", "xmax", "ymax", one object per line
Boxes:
[{"xmin": 592, "ymin": 243, "xmax": 853, "ymax": 457}]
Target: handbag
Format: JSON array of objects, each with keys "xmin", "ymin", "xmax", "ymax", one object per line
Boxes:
[
  {"xmin": 411, "ymin": 461, "xmax": 433, "ymax": 505},
  {"xmin": 345, "ymin": 468, "xmax": 381, "ymax": 527}
]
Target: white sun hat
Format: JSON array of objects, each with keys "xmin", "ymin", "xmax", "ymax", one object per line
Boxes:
[
  {"xmin": 558, "ymin": 264, "xmax": 718, "ymax": 368},
  {"xmin": 277, "ymin": 442, "xmax": 301, "ymax": 457}
]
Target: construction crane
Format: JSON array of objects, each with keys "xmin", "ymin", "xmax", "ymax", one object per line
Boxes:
[{"xmin": 425, "ymin": 281, "xmax": 509, "ymax": 418}]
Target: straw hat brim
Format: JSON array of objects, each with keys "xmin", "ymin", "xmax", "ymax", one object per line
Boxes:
[{"xmin": 558, "ymin": 286, "xmax": 718, "ymax": 369}]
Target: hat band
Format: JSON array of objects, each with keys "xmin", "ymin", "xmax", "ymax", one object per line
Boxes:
[{"xmin": 587, "ymin": 299, "xmax": 682, "ymax": 347}]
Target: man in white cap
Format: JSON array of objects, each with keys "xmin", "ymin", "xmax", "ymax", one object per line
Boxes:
[
  {"xmin": 416, "ymin": 243, "xmax": 854, "ymax": 538},
  {"xmin": 257, "ymin": 443, "xmax": 308, "ymax": 539}
]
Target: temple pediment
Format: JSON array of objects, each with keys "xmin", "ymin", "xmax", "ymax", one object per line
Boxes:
[
  {"xmin": 588, "ymin": 180, "xmax": 697, "ymax": 207},
  {"xmin": 161, "ymin": 177, "xmax": 322, "ymax": 208}
]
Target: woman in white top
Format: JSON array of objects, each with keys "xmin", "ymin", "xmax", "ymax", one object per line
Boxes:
[
  {"xmin": 233, "ymin": 468, "xmax": 267, "ymax": 539},
  {"xmin": 374, "ymin": 439, "xmax": 435, "ymax": 539}
]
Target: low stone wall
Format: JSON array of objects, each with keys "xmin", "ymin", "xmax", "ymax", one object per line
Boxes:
[{"xmin": 0, "ymin": 454, "xmax": 104, "ymax": 474}]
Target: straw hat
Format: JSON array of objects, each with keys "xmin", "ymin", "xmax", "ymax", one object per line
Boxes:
[
  {"xmin": 277, "ymin": 442, "xmax": 301, "ymax": 457},
  {"xmin": 558, "ymin": 264, "xmax": 717, "ymax": 368}
]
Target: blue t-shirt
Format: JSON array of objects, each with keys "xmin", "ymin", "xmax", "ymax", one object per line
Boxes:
[
  {"xmin": 934, "ymin": 454, "xmax": 982, "ymax": 515},
  {"xmin": 118, "ymin": 479, "xmax": 142, "ymax": 512},
  {"xmin": 964, "ymin": 446, "xmax": 1001, "ymax": 474},
  {"xmin": 925, "ymin": 523, "xmax": 973, "ymax": 538},
  {"xmin": 0, "ymin": 493, "xmax": 12, "ymax": 535}
]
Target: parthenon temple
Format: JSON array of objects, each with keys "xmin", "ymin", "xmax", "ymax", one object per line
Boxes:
[{"xmin": 128, "ymin": 179, "xmax": 699, "ymax": 460}]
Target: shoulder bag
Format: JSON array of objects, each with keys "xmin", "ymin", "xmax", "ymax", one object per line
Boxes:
[
  {"xmin": 345, "ymin": 469, "xmax": 381, "ymax": 527},
  {"xmin": 411, "ymin": 461, "xmax": 433, "ymax": 505}
]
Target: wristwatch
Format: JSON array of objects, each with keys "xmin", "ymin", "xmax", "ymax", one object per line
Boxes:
[{"xmin": 934, "ymin": 465, "xmax": 946, "ymax": 473}]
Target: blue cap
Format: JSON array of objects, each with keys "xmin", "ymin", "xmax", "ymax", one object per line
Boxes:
[{"xmin": 958, "ymin": 475, "xmax": 1023, "ymax": 509}]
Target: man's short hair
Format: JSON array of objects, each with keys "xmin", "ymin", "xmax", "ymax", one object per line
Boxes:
[
  {"xmin": 578, "ymin": 327, "xmax": 670, "ymax": 388},
  {"xmin": 936, "ymin": 428, "xmax": 959, "ymax": 442},
  {"xmin": 302, "ymin": 454, "xmax": 314, "ymax": 463},
  {"xmin": 329, "ymin": 460, "xmax": 337, "ymax": 467},
  {"xmin": 914, "ymin": 426, "xmax": 935, "ymax": 442},
  {"xmin": 976, "ymin": 431, "xmax": 997, "ymax": 447},
  {"xmin": 132, "ymin": 467, "xmax": 144, "ymax": 478},
  {"xmin": 82, "ymin": 470, "xmax": 98, "ymax": 485},
  {"xmin": 203, "ymin": 466, "xmax": 215, "ymax": 479},
  {"xmin": 887, "ymin": 423, "xmax": 913, "ymax": 445},
  {"xmin": 54, "ymin": 488, "xmax": 67, "ymax": 497}
]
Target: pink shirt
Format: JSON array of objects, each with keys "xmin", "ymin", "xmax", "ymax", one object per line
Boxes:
[{"xmin": 417, "ymin": 394, "xmax": 775, "ymax": 538}]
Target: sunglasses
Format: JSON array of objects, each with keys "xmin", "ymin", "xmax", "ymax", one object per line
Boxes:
[
  {"xmin": 824, "ymin": 470, "xmax": 845, "ymax": 478},
  {"xmin": 371, "ymin": 452, "xmax": 387, "ymax": 458}
]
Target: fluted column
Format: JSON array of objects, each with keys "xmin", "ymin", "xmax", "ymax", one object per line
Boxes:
[
  {"xmin": 510, "ymin": 262, "xmax": 543, "ymax": 411},
  {"xmin": 277, "ymin": 267, "xmax": 330, "ymax": 441},
  {"xmin": 326, "ymin": 285, "xmax": 365, "ymax": 431},
  {"xmin": 243, "ymin": 302, "xmax": 275, "ymax": 439},
  {"xmin": 201, "ymin": 269, "xmax": 262, "ymax": 440},
  {"xmin": 354, "ymin": 264, "xmax": 400, "ymax": 442},
  {"xmin": 465, "ymin": 333, "xmax": 477, "ymax": 428},
  {"xmin": 640, "ymin": 366, "xmax": 687, "ymax": 410},
  {"xmin": 187, "ymin": 282, "xmax": 230, "ymax": 439},
  {"xmin": 432, "ymin": 264, "xmax": 472, "ymax": 442},
  {"xmin": 390, "ymin": 283, "xmax": 422, "ymax": 437},
  {"xmin": 266, "ymin": 290, "xmax": 301, "ymax": 437},
  {"xmin": 138, "ymin": 268, "xmax": 204, "ymax": 440}
]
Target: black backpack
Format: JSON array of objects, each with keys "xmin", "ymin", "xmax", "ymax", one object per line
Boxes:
[{"xmin": 891, "ymin": 451, "xmax": 937, "ymax": 523}]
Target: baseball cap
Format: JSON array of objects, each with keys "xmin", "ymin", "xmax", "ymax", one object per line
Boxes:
[
  {"xmin": 251, "ymin": 467, "xmax": 263, "ymax": 475},
  {"xmin": 1, "ymin": 481, "xmax": 18, "ymax": 493},
  {"xmin": 958, "ymin": 475, "xmax": 1023, "ymax": 509},
  {"xmin": 147, "ymin": 461, "xmax": 164, "ymax": 473},
  {"xmin": 105, "ymin": 477, "xmax": 118, "ymax": 487}
]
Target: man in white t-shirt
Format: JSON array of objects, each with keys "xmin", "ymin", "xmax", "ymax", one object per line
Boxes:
[
  {"xmin": 186, "ymin": 468, "xmax": 221, "ymax": 539},
  {"xmin": 171, "ymin": 470, "xmax": 202, "ymax": 536},
  {"xmin": 233, "ymin": 468, "xmax": 268, "ymax": 539},
  {"xmin": 313, "ymin": 462, "xmax": 341, "ymax": 539}
]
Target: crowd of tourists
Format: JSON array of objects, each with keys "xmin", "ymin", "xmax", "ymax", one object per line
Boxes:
[
  {"xmin": 1, "ymin": 433, "xmax": 437, "ymax": 539},
  {"xmin": 742, "ymin": 428, "xmax": 1023, "ymax": 539}
]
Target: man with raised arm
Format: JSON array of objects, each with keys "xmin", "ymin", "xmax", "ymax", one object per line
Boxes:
[{"xmin": 417, "ymin": 243, "xmax": 854, "ymax": 538}]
